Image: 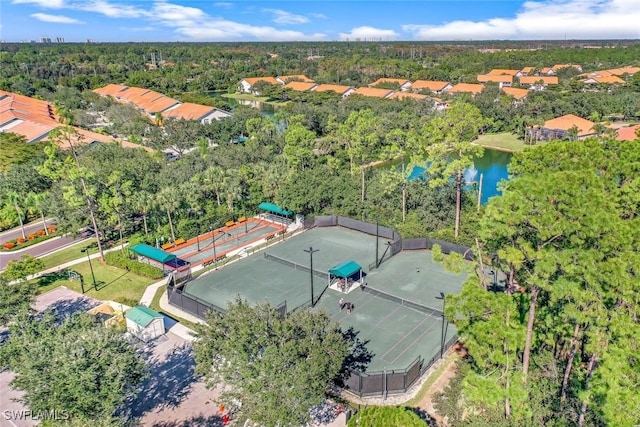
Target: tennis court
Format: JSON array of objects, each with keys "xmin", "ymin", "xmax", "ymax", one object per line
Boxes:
[
  {"xmin": 180, "ymin": 226, "xmax": 466, "ymax": 372},
  {"xmin": 167, "ymin": 218, "xmax": 284, "ymax": 266}
]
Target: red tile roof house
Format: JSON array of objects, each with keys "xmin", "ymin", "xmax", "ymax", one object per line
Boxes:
[
  {"xmin": 0, "ymin": 90, "xmax": 150, "ymax": 151},
  {"xmin": 310, "ymin": 84, "xmax": 356, "ymax": 98},
  {"xmin": 410, "ymin": 80, "xmax": 452, "ymax": 94},
  {"xmin": 275, "ymin": 75, "xmax": 314, "ymax": 85},
  {"xmin": 351, "ymin": 87, "xmax": 396, "ymax": 99},
  {"xmin": 368, "ymin": 78, "xmax": 413, "ymax": 91},
  {"xmin": 444, "ymin": 83, "xmax": 485, "ymax": 96},
  {"xmin": 518, "ymin": 76, "xmax": 559, "ymax": 91},
  {"xmin": 283, "ymin": 81, "xmax": 319, "ymax": 92},
  {"xmin": 161, "ymin": 103, "xmax": 232, "ymax": 125},
  {"xmin": 532, "ymin": 114, "xmax": 597, "ymax": 141},
  {"xmin": 616, "ymin": 124, "xmax": 640, "ymax": 141},
  {"xmin": 501, "ymin": 87, "xmax": 530, "ymax": 103},
  {"xmin": 93, "ymin": 85, "xmax": 231, "ymax": 124},
  {"xmin": 477, "ymin": 73, "xmax": 513, "ymax": 88},
  {"xmin": 237, "ymin": 77, "xmax": 280, "ymax": 94}
]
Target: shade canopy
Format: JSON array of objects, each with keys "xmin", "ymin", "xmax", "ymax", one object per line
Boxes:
[
  {"xmin": 130, "ymin": 243, "xmax": 177, "ymax": 264},
  {"xmin": 258, "ymin": 202, "xmax": 293, "ymax": 217},
  {"xmin": 329, "ymin": 260, "xmax": 362, "ymax": 278}
]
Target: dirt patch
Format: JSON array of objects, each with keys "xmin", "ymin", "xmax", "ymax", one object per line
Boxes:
[{"xmin": 415, "ymin": 344, "xmax": 467, "ymax": 426}]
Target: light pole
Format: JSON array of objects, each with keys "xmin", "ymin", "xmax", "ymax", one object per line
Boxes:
[
  {"xmin": 436, "ymin": 292, "xmax": 447, "ymax": 359},
  {"xmin": 196, "ymin": 210, "xmax": 202, "ymax": 251},
  {"xmin": 81, "ymin": 247, "xmax": 97, "ymax": 291},
  {"xmin": 211, "ymin": 227, "xmax": 217, "ymax": 261},
  {"xmin": 375, "ymin": 217, "xmax": 379, "ymax": 268},
  {"xmin": 303, "ymin": 247, "xmax": 319, "ymax": 307}
]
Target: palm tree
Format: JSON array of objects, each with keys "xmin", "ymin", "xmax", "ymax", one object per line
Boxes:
[
  {"xmin": 132, "ymin": 191, "xmax": 154, "ymax": 237},
  {"xmin": 156, "ymin": 188, "xmax": 180, "ymax": 243},
  {"xmin": 26, "ymin": 192, "xmax": 49, "ymax": 236},
  {"xmin": 221, "ymin": 172, "xmax": 242, "ymax": 216},
  {"xmin": 8, "ymin": 191, "xmax": 26, "ymax": 239},
  {"xmin": 203, "ymin": 166, "xmax": 225, "ymax": 207}
]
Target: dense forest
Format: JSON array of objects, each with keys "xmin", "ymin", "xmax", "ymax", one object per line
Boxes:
[{"xmin": 1, "ymin": 41, "xmax": 639, "ymax": 426}]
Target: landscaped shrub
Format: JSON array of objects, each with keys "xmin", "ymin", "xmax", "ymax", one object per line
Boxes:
[
  {"xmin": 27, "ymin": 234, "xmax": 37, "ymax": 240},
  {"xmin": 37, "ymin": 230, "xmax": 46, "ymax": 236},
  {"xmin": 105, "ymin": 251, "xmax": 164, "ymax": 279},
  {"xmin": 47, "ymin": 225, "xmax": 57, "ymax": 233},
  {"xmin": 17, "ymin": 237, "xmax": 26, "ymax": 243},
  {"xmin": 3, "ymin": 242, "xmax": 15, "ymax": 250}
]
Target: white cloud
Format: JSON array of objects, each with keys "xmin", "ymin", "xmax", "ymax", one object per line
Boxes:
[
  {"xmin": 13, "ymin": 0, "xmax": 65, "ymax": 8},
  {"xmin": 214, "ymin": 2, "xmax": 233, "ymax": 8},
  {"xmin": 30, "ymin": 12, "xmax": 83, "ymax": 23},
  {"xmin": 176, "ymin": 20, "xmax": 326, "ymax": 41},
  {"xmin": 77, "ymin": 0, "xmax": 149, "ymax": 18},
  {"xmin": 339, "ymin": 26, "xmax": 399, "ymax": 41},
  {"xmin": 309, "ymin": 13, "xmax": 326, "ymax": 19},
  {"xmin": 263, "ymin": 9, "xmax": 309, "ymax": 25},
  {"xmin": 403, "ymin": 0, "xmax": 640, "ymax": 40}
]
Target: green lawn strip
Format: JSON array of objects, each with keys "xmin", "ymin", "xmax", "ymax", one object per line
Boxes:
[
  {"xmin": 38, "ymin": 238, "xmax": 96, "ymax": 269},
  {"xmin": 148, "ymin": 284, "xmax": 200, "ymax": 331},
  {"xmin": 36, "ymin": 260, "xmax": 154, "ymax": 304},
  {"xmin": 474, "ymin": 132, "xmax": 548, "ymax": 152},
  {"xmin": 405, "ymin": 351, "xmax": 461, "ymax": 407}
]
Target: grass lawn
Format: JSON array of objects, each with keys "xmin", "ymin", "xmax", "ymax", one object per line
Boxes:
[
  {"xmin": 38, "ymin": 238, "xmax": 96, "ymax": 269},
  {"xmin": 148, "ymin": 285, "xmax": 200, "ymax": 331},
  {"xmin": 474, "ymin": 132, "xmax": 548, "ymax": 153},
  {"xmin": 36, "ymin": 259, "xmax": 155, "ymax": 304}
]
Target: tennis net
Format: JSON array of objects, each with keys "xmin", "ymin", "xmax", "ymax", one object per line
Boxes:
[
  {"xmin": 362, "ymin": 285, "xmax": 443, "ymax": 318},
  {"xmin": 264, "ymin": 252, "xmax": 329, "ymax": 280}
]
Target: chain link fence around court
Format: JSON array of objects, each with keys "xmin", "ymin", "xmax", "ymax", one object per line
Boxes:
[
  {"xmin": 344, "ymin": 334, "xmax": 458, "ymax": 398},
  {"xmin": 263, "ymin": 252, "xmax": 330, "ymax": 281}
]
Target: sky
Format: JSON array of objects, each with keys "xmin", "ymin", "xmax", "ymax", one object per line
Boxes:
[{"xmin": 2, "ymin": 0, "xmax": 639, "ymax": 42}]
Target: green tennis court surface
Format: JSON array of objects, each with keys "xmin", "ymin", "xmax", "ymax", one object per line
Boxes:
[{"xmin": 183, "ymin": 226, "xmax": 466, "ymax": 372}]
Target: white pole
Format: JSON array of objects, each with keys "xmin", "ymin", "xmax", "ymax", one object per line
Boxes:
[{"xmin": 477, "ymin": 173, "xmax": 483, "ymax": 212}]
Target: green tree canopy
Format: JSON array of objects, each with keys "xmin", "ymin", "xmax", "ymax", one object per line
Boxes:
[{"xmin": 193, "ymin": 298, "xmax": 350, "ymax": 427}]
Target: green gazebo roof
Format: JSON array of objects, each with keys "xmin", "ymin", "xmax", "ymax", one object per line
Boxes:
[
  {"xmin": 258, "ymin": 202, "xmax": 293, "ymax": 217},
  {"xmin": 129, "ymin": 243, "xmax": 177, "ymax": 264},
  {"xmin": 329, "ymin": 260, "xmax": 362, "ymax": 278}
]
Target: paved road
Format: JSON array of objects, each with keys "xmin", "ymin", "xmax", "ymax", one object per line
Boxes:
[
  {"xmin": 0, "ymin": 236, "xmax": 89, "ymax": 271},
  {"xmin": 0, "ymin": 219, "xmax": 53, "ymax": 242}
]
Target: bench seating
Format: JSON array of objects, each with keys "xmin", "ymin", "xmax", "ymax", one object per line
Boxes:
[
  {"xmin": 265, "ymin": 233, "xmax": 276, "ymax": 241},
  {"xmin": 161, "ymin": 242, "xmax": 173, "ymax": 250},
  {"xmin": 237, "ymin": 216, "xmax": 247, "ymax": 223},
  {"xmin": 174, "ymin": 237, "xmax": 186, "ymax": 246},
  {"xmin": 225, "ymin": 220, "xmax": 235, "ymax": 227}
]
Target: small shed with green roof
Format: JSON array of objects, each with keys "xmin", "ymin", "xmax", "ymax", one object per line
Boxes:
[{"xmin": 125, "ymin": 305, "xmax": 165, "ymax": 342}]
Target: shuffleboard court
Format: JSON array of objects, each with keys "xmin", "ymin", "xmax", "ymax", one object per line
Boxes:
[
  {"xmin": 167, "ymin": 218, "xmax": 284, "ymax": 266},
  {"xmin": 179, "ymin": 226, "xmax": 466, "ymax": 372}
]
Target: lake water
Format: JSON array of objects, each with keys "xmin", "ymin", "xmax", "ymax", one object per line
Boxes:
[{"xmin": 407, "ymin": 149, "xmax": 512, "ymax": 205}]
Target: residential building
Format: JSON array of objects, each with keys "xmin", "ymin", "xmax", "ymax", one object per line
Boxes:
[
  {"xmin": 275, "ymin": 75, "xmax": 314, "ymax": 85},
  {"xmin": 161, "ymin": 103, "xmax": 232, "ymax": 125},
  {"xmin": 444, "ymin": 83, "xmax": 485, "ymax": 96},
  {"xmin": 487, "ymin": 69, "xmax": 520, "ymax": 76},
  {"xmin": 410, "ymin": 80, "xmax": 452, "ymax": 94},
  {"xmin": 93, "ymin": 85, "xmax": 231, "ymax": 124},
  {"xmin": 0, "ymin": 90, "xmax": 147, "ymax": 150},
  {"xmin": 582, "ymin": 75, "xmax": 626, "ymax": 84},
  {"xmin": 310, "ymin": 84, "xmax": 355, "ymax": 98},
  {"xmin": 518, "ymin": 75, "xmax": 559, "ymax": 90},
  {"xmin": 616, "ymin": 124, "xmax": 640, "ymax": 141},
  {"xmin": 351, "ymin": 87, "xmax": 395, "ymax": 98},
  {"xmin": 477, "ymin": 74, "xmax": 513, "ymax": 88},
  {"xmin": 516, "ymin": 67, "xmax": 535, "ymax": 77},
  {"xmin": 283, "ymin": 81, "xmax": 318, "ymax": 92},
  {"xmin": 538, "ymin": 67, "xmax": 556, "ymax": 75},
  {"xmin": 501, "ymin": 87, "xmax": 530, "ymax": 102},
  {"xmin": 237, "ymin": 77, "xmax": 280, "ymax": 94},
  {"xmin": 368, "ymin": 78, "xmax": 412, "ymax": 91},
  {"xmin": 532, "ymin": 114, "xmax": 596, "ymax": 140}
]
